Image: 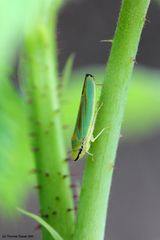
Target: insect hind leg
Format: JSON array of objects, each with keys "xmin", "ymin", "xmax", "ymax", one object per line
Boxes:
[
  {"xmin": 96, "ymin": 102, "xmax": 103, "ymax": 113},
  {"xmin": 86, "ymin": 150, "xmax": 94, "ymax": 161},
  {"xmin": 91, "ymin": 128, "xmax": 106, "ymax": 142}
]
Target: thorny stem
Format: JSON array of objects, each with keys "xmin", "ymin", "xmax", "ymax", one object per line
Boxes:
[{"xmin": 73, "ymin": 1, "xmax": 151, "ymax": 240}]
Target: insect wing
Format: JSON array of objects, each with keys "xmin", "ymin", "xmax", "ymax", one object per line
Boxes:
[
  {"xmin": 82, "ymin": 75, "xmax": 96, "ymax": 137},
  {"xmin": 71, "ymin": 74, "xmax": 96, "ymax": 159}
]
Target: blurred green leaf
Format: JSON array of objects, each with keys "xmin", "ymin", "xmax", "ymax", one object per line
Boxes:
[
  {"xmin": 0, "ymin": 0, "xmax": 42, "ymax": 64},
  {"xmin": 61, "ymin": 53, "xmax": 75, "ymax": 92},
  {"xmin": 124, "ymin": 67, "xmax": 160, "ymax": 137},
  {"xmin": 0, "ymin": 0, "xmax": 63, "ymax": 215},
  {"xmin": 0, "ymin": 75, "xmax": 34, "ymax": 214},
  {"xmin": 17, "ymin": 208, "xmax": 64, "ymax": 240},
  {"xmin": 0, "ymin": 0, "xmax": 62, "ymax": 66}
]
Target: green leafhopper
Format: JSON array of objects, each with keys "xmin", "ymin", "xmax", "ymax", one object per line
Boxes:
[{"xmin": 71, "ymin": 74, "xmax": 104, "ymax": 161}]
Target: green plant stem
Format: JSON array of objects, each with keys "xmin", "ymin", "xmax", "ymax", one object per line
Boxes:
[
  {"xmin": 21, "ymin": 2, "xmax": 74, "ymax": 240},
  {"xmin": 73, "ymin": 1, "xmax": 151, "ymax": 240}
]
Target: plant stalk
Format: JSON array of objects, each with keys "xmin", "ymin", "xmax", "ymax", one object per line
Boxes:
[
  {"xmin": 20, "ymin": 1, "xmax": 75, "ymax": 240},
  {"xmin": 73, "ymin": 1, "xmax": 151, "ymax": 240}
]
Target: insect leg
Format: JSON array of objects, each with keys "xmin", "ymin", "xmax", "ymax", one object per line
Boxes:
[
  {"xmin": 90, "ymin": 102, "xmax": 103, "ymax": 131},
  {"xmin": 91, "ymin": 128, "xmax": 106, "ymax": 142},
  {"xmin": 96, "ymin": 102, "xmax": 103, "ymax": 113},
  {"xmin": 86, "ymin": 151, "xmax": 93, "ymax": 157},
  {"xmin": 89, "ymin": 102, "xmax": 105, "ymax": 143},
  {"xmin": 86, "ymin": 151, "xmax": 94, "ymax": 161},
  {"xmin": 96, "ymin": 83, "xmax": 104, "ymax": 86}
]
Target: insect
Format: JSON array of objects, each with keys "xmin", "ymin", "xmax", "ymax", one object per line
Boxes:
[{"xmin": 71, "ymin": 73, "xmax": 104, "ymax": 161}]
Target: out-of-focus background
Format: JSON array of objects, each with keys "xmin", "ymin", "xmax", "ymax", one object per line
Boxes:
[{"xmin": 0, "ymin": 1, "xmax": 160, "ymax": 239}]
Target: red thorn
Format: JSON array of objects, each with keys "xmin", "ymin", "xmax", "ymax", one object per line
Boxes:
[
  {"xmin": 34, "ymin": 185, "xmax": 42, "ymax": 190},
  {"xmin": 55, "ymin": 196, "xmax": 60, "ymax": 201},
  {"xmin": 29, "ymin": 169, "xmax": 38, "ymax": 174},
  {"xmin": 64, "ymin": 157, "xmax": 72, "ymax": 162},
  {"xmin": 100, "ymin": 39, "xmax": 113, "ymax": 43},
  {"xmin": 63, "ymin": 174, "xmax": 69, "ymax": 179},
  {"xmin": 144, "ymin": 17, "xmax": 150, "ymax": 23},
  {"xmin": 45, "ymin": 172, "xmax": 50, "ymax": 177},
  {"xmin": 70, "ymin": 184, "xmax": 76, "ymax": 188},
  {"xmin": 34, "ymin": 224, "xmax": 41, "ymax": 231},
  {"xmin": 58, "ymin": 172, "xmax": 76, "ymax": 179},
  {"xmin": 52, "ymin": 211, "xmax": 57, "ymax": 215},
  {"xmin": 67, "ymin": 208, "xmax": 73, "ymax": 212},
  {"xmin": 64, "ymin": 173, "xmax": 77, "ymax": 178},
  {"xmin": 130, "ymin": 57, "xmax": 138, "ymax": 64},
  {"xmin": 42, "ymin": 214, "xmax": 49, "ymax": 218},
  {"xmin": 73, "ymin": 194, "xmax": 78, "ymax": 199},
  {"xmin": 32, "ymin": 147, "xmax": 40, "ymax": 152}
]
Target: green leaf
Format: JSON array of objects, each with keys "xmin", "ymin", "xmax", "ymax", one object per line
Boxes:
[
  {"xmin": 17, "ymin": 208, "xmax": 64, "ymax": 240},
  {"xmin": 0, "ymin": 0, "xmax": 42, "ymax": 63},
  {"xmin": 0, "ymin": 75, "xmax": 34, "ymax": 213},
  {"xmin": 0, "ymin": 0, "xmax": 63, "ymax": 214},
  {"xmin": 61, "ymin": 53, "xmax": 75, "ymax": 91},
  {"xmin": 124, "ymin": 67, "xmax": 160, "ymax": 137}
]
